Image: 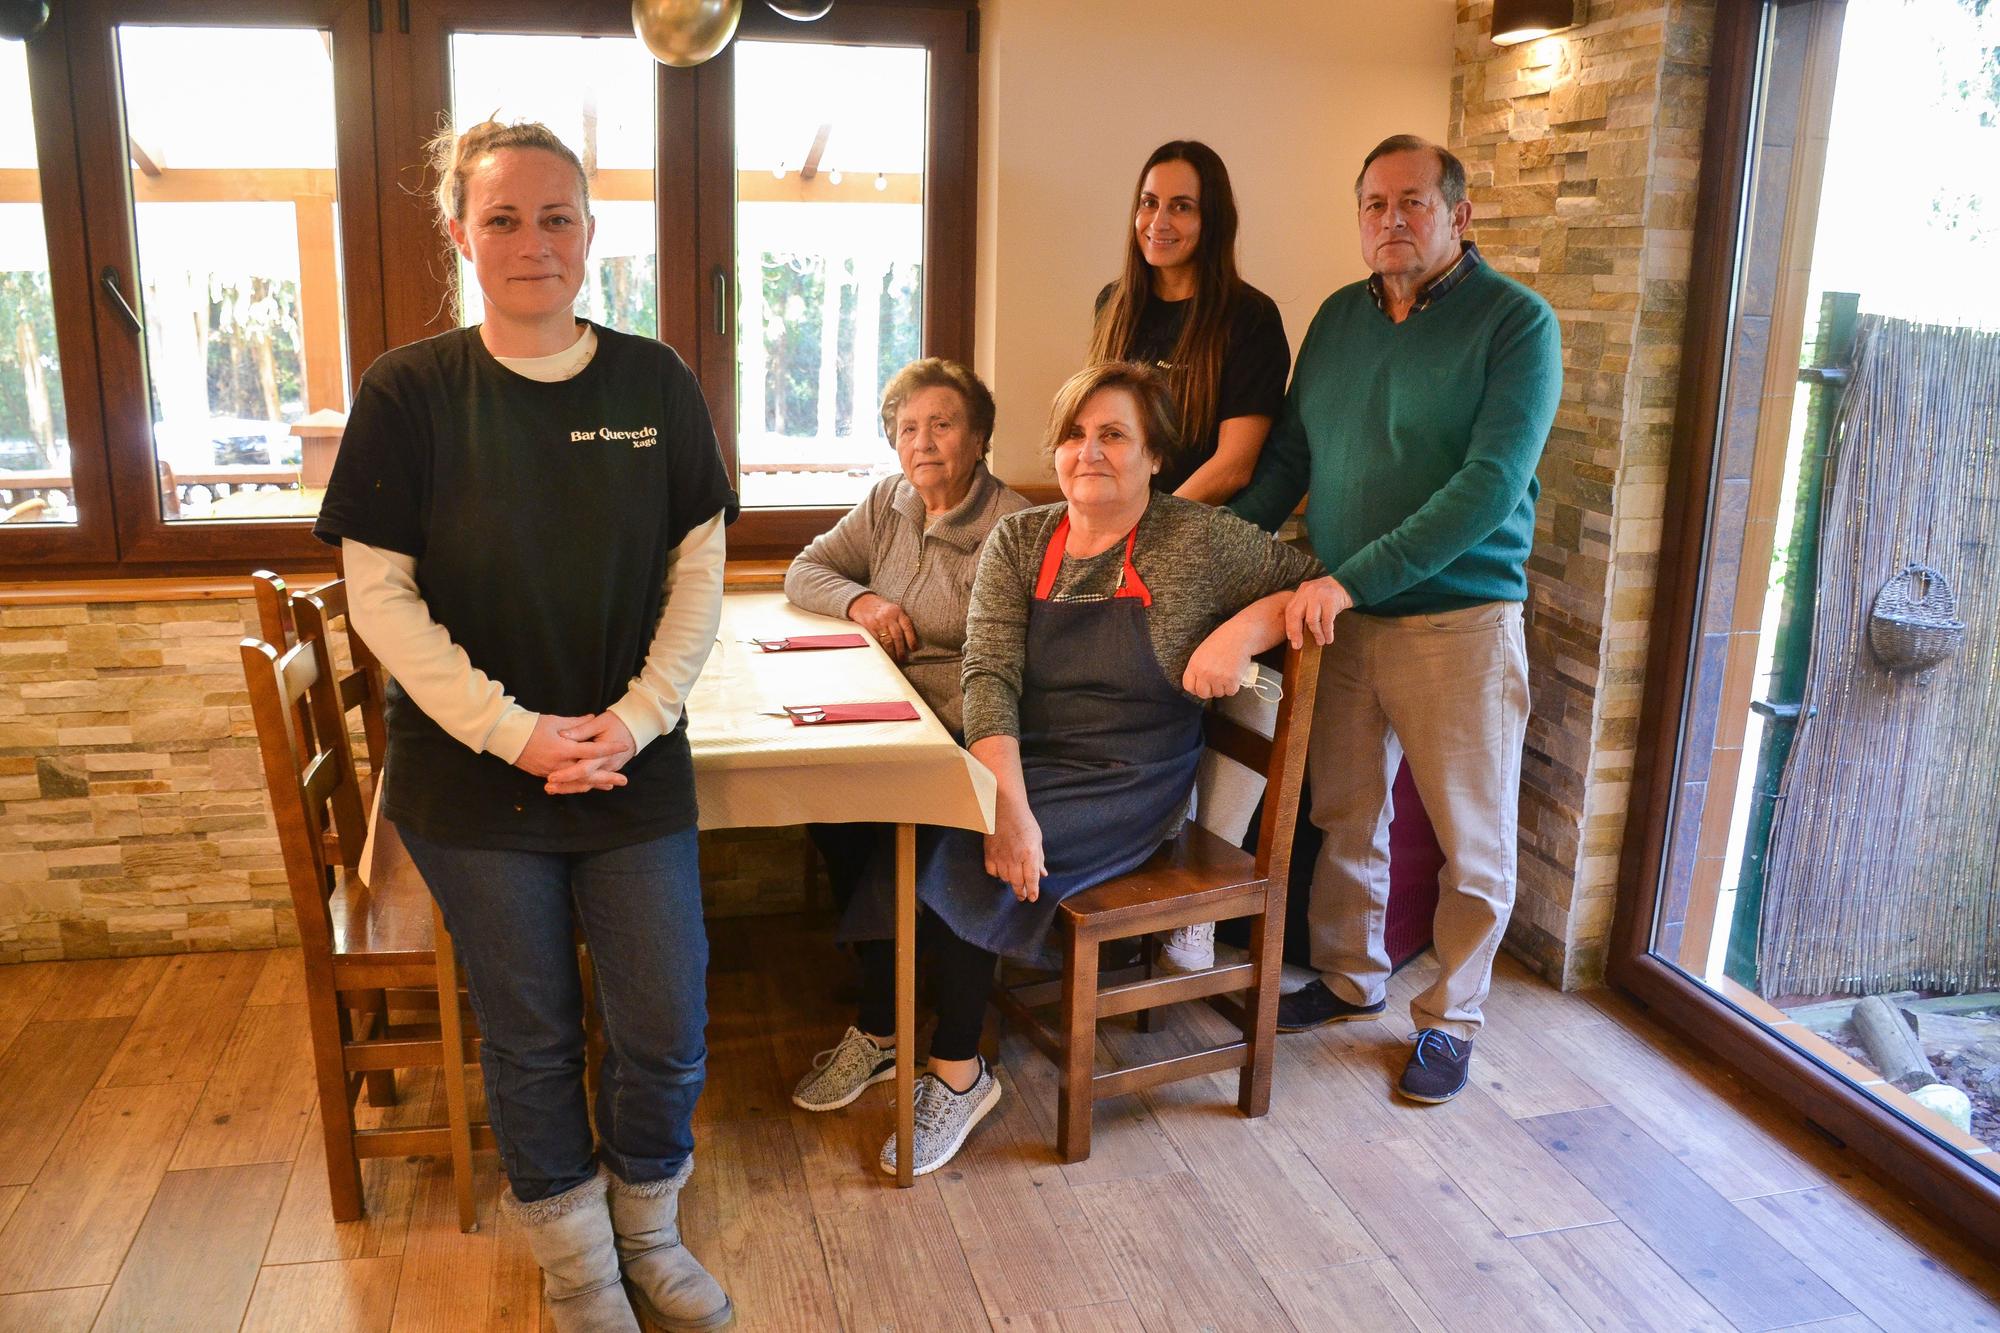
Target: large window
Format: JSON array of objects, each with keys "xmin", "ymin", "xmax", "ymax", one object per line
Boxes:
[
  {"xmin": 4, "ymin": 0, "xmax": 977, "ymax": 575},
  {"xmin": 732, "ymin": 40, "xmax": 927, "ymax": 510},
  {"xmin": 116, "ymin": 24, "xmax": 352, "ymax": 525},
  {"xmin": 1623, "ymin": 0, "xmax": 2000, "ymax": 1244}
]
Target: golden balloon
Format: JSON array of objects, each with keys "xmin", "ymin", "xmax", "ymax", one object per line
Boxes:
[{"xmin": 631, "ymin": 0, "xmax": 742, "ymax": 68}]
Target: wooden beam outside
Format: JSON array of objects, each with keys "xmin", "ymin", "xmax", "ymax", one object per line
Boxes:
[
  {"xmin": 738, "ymin": 170, "xmax": 920, "ymax": 205},
  {"xmin": 0, "ymin": 167, "xmax": 334, "ymax": 206},
  {"xmin": 0, "ymin": 169, "xmax": 42, "ymax": 203},
  {"xmin": 798, "ymin": 122, "xmax": 832, "ymax": 180},
  {"xmin": 0, "ymin": 165, "xmax": 920, "ymax": 209},
  {"xmin": 293, "ymin": 195, "xmax": 345, "ymax": 415},
  {"xmin": 128, "ymin": 136, "xmax": 162, "ymax": 177}
]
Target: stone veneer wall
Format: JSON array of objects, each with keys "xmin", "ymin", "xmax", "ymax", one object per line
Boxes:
[
  {"xmin": 0, "ymin": 593, "xmax": 813, "ymax": 962},
  {"xmin": 1450, "ymin": 0, "xmax": 1715, "ymax": 985}
]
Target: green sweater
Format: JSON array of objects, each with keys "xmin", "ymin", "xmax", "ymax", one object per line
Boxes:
[{"xmin": 1229, "ymin": 262, "xmax": 1561, "ymax": 616}]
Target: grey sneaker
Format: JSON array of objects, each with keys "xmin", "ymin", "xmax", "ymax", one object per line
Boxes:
[
  {"xmin": 792, "ymin": 1026, "xmax": 895, "ymax": 1112},
  {"xmin": 878, "ymin": 1060, "xmax": 1000, "ymax": 1177},
  {"xmin": 1155, "ymin": 920, "xmax": 1216, "ymax": 972}
]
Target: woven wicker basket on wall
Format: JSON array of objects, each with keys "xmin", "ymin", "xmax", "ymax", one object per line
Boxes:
[{"xmin": 1867, "ymin": 562, "xmax": 1966, "ymax": 678}]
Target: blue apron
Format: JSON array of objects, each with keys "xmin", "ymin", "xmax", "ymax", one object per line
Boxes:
[{"xmin": 839, "ymin": 509, "xmax": 1204, "ymax": 960}]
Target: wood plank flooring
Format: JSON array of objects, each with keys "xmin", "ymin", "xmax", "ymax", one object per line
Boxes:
[{"xmin": 1, "ymin": 915, "xmax": 1994, "ymax": 1331}]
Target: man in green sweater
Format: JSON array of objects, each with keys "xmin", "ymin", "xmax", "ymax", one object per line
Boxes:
[{"xmin": 1231, "ymin": 135, "xmax": 1561, "ymax": 1104}]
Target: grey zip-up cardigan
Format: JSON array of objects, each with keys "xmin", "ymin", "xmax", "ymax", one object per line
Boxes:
[{"xmin": 784, "ymin": 462, "xmax": 1030, "ymax": 735}]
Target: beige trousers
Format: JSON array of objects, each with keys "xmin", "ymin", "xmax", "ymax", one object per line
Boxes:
[{"xmin": 1305, "ymin": 601, "xmax": 1529, "ymax": 1039}]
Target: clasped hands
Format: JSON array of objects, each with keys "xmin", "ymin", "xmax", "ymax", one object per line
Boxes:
[{"xmin": 514, "ymin": 712, "xmax": 636, "ymax": 796}]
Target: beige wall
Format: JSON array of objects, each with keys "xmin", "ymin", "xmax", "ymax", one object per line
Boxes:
[{"xmin": 973, "ymin": 0, "xmax": 1457, "ymax": 488}]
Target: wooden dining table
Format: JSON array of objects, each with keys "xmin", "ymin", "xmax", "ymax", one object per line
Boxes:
[{"xmin": 366, "ymin": 590, "xmax": 997, "ymax": 1187}]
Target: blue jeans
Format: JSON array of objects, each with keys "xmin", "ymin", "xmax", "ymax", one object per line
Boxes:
[{"xmin": 398, "ymin": 825, "xmax": 709, "ymax": 1203}]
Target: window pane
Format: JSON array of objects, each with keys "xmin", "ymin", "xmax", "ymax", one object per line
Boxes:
[
  {"xmin": 447, "ymin": 34, "xmax": 658, "ymax": 338},
  {"xmin": 734, "ymin": 42, "xmax": 927, "ymax": 509},
  {"xmin": 1651, "ymin": 0, "xmax": 2000, "ymax": 1170},
  {"xmin": 0, "ymin": 42, "xmax": 75, "ymax": 526},
  {"xmin": 117, "ymin": 26, "xmax": 350, "ymax": 523}
]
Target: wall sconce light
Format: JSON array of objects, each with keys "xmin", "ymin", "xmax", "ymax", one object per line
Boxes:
[{"xmin": 1492, "ymin": 0, "xmax": 1581, "ymax": 45}]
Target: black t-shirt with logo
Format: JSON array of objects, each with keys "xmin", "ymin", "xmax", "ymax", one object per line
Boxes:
[
  {"xmin": 314, "ymin": 322, "xmax": 736, "ymax": 852},
  {"xmin": 1093, "ymin": 281, "xmax": 1291, "ymax": 493}
]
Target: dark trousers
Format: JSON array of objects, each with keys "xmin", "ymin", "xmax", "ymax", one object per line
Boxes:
[
  {"xmin": 854, "ymin": 912, "xmax": 996, "ymax": 1063},
  {"xmin": 806, "ymin": 821, "xmax": 886, "ymax": 913}
]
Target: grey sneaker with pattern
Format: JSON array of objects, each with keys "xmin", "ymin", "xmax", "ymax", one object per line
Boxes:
[
  {"xmin": 791, "ymin": 1026, "xmax": 896, "ymax": 1112},
  {"xmin": 877, "ymin": 1059, "xmax": 1000, "ymax": 1177}
]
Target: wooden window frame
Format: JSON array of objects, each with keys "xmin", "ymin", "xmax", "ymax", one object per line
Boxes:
[
  {"xmin": 1610, "ymin": 0, "xmax": 2000, "ymax": 1256},
  {"xmin": 4, "ymin": 0, "xmax": 384, "ymax": 579},
  {"xmin": 700, "ymin": 2, "xmax": 979, "ymax": 560},
  {"xmin": 4, "ymin": 0, "xmax": 979, "ymax": 579},
  {"xmin": 5, "ymin": 1, "xmax": 120, "ymax": 566}
]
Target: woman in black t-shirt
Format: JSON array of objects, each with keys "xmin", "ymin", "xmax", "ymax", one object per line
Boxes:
[
  {"xmin": 314, "ymin": 121, "xmax": 734, "ymax": 1333},
  {"xmin": 1088, "ymin": 140, "xmax": 1291, "ymax": 503}
]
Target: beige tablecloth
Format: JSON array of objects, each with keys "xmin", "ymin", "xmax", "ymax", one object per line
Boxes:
[{"xmin": 689, "ymin": 592, "xmax": 995, "ymax": 834}]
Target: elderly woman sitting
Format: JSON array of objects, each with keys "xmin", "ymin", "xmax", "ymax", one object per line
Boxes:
[
  {"xmin": 786, "ymin": 358, "xmax": 1029, "ymax": 902},
  {"xmin": 801, "ymin": 361, "xmax": 1324, "ymax": 1177},
  {"xmin": 786, "ymin": 357, "xmax": 1027, "ymax": 736}
]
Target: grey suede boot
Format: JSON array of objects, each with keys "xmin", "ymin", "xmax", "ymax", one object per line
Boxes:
[
  {"xmin": 607, "ymin": 1157, "xmax": 734, "ymax": 1331},
  {"xmin": 503, "ymin": 1167, "xmax": 642, "ymax": 1333}
]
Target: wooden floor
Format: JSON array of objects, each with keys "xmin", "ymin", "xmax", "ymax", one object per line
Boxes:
[{"xmin": 0, "ymin": 915, "xmax": 1995, "ymax": 1332}]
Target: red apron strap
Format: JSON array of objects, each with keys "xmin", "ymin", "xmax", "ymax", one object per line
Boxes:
[
  {"xmin": 1034, "ymin": 513, "xmax": 1153, "ymax": 607},
  {"xmin": 1116, "ymin": 525, "xmax": 1153, "ymax": 606},
  {"xmin": 1032, "ymin": 514, "xmax": 1072, "ymax": 600}
]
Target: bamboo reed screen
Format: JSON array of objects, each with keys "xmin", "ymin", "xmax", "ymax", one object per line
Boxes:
[{"xmin": 1758, "ymin": 315, "xmax": 2000, "ymax": 997}]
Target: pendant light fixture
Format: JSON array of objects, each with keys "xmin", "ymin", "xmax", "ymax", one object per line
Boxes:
[{"xmin": 1491, "ymin": 0, "xmax": 1581, "ymax": 46}]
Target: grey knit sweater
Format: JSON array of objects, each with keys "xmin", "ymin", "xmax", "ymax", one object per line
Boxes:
[
  {"xmin": 962, "ymin": 494, "xmax": 1324, "ymax": 745},
  {"xmin": 784, "ymin": 463, "xmax": 1030, "ymax": 735}
]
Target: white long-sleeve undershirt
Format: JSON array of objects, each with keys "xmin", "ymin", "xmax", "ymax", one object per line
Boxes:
[{"xmin": 341, "ymin": 324, "xmax": 727, "ymax": 765}]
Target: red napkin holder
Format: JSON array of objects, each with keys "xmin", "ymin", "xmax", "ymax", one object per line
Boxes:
[
  {"xmin": 753, "ymin": 633, "xmax": 869, "ymax": 652},
  {"xmin": 784, "ymin": 702, "xmax": 920, "ymax": 725}
]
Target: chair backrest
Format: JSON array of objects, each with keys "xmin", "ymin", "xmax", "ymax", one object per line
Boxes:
[
  {"xmin": 292, "ymin": 579, "xmax": 389, "ymax": 784},
  {"xmin": 1197, "ymin": 639, "xmax": 1322, "ymax": 881},
  {"xmin": 241, "ymin": 631, "xmax": 371, "ymax": 953},
  {"xmin": 250, "ymin": 570, "xmax": 315, "ymax": 751}
]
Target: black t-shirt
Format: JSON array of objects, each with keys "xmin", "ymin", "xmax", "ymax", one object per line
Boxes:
[
  {"xmin": 314, "ymin": 323, "xmax": 736, "ymax": 852},
  {"xmin": 1094, "ymin": 282, "xmax": 1291, "ymax": 492}
]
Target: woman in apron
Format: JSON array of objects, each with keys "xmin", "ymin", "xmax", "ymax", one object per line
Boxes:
[{"xmin": 798, "ymin": 362, "xmax": 1322, "ymax": 1177}]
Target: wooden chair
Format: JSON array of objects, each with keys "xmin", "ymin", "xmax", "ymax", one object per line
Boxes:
[
  {"xmin": 253, "ymin": 571, "xmax": 399, "ymax": 1107},
  {"xmin": 250, "ymin": 570, "xmax": 388, "ymax": 794},
  {"xmin": 240, "ymin": 625, "xmax": 486, "ymax": 1231},
  {"xmin": 992, "ymin": 639, "xmax": 1322, "ymax": 1162}
]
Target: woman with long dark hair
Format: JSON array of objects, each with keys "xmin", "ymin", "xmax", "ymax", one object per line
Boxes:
[{"xmin": 1088, "ymin": 140, "xmax": 1290, "ymax": 504}]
